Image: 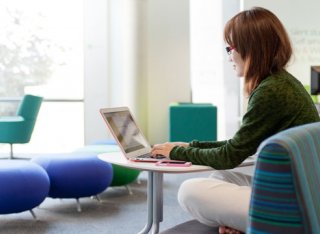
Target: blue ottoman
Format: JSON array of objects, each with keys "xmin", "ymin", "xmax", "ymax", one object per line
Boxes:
[
  {"xmin": 75, "ymin": 144, "xmax": 141, "ymax": 194},
  {"xmin": 0, "ymin": 160, "xmax": 50, "ymax": 219},
  {"xmin": 31, "ymin": 153, "xmax": 113, "ymax": 212}
]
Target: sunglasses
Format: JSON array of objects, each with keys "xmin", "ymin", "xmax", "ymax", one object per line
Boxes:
[{"xmin": 225, "ymin": 46, "xmax": 235, "ymax": 55}]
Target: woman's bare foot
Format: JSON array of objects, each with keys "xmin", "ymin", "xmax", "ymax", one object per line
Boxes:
[{"xmin": 219, "ymin": 226, "xmax": 244, "ymax": 234}]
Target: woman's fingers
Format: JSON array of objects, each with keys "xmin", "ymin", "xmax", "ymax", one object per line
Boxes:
[{"xmin": 151, "ymin": 143, "xmax": 175, "ymax": 157}]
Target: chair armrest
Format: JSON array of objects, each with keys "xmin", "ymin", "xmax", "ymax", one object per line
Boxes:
[
  {"xmin": 247, "ymin": 143, "xmax": 303, "ymax": 233},
  {"xmin": 0, "ymin": 116, "xmax": 24, "ymax": 122}
]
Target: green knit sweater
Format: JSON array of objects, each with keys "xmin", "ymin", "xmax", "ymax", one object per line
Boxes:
[{"xmin": 170, "ymin": 70, "xmax": 320, "ymax": 169}]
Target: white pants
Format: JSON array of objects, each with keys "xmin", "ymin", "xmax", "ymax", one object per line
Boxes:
[{"xmin": 177, "ymin": 170, "xmax": 252, "ymax": 232}]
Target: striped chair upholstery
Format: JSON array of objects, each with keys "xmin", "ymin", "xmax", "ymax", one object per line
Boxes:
[{"xmin": 247, "ymin": 122, "xmax": 320, "ymax": 234}]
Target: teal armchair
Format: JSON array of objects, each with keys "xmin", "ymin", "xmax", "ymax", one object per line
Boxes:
[{"xmin": 0, "ymin": 95, "xmax": 43, "ymax": 159}]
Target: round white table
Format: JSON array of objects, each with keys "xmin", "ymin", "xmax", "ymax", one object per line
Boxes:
[{"xmin": 98, "ymin": 152, "xmax": 213, "ymax": 234}]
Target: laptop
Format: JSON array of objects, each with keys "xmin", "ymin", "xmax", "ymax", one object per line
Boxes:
[{"xmin": 100, "ymin": 107, "xmax": 172, "ymax": 162}]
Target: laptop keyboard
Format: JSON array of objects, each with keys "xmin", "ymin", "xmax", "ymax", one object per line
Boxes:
[{"xmin": 137, "ymin": 153, "xmax": 166, "ymax": 159}]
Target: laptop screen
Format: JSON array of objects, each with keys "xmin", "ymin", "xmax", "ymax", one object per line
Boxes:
[{"xmin": 102, "ymin": 110, "xmax": 149, "ymax": 153}]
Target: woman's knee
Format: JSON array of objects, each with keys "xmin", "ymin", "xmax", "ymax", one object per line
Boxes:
[
  {"xmin": 177, "ymin": 178, "xmax": 251, "ymax": 231},
  {"xmin": 177, "ymin": 178, "xmax": 224, "ymax": 210},
  {"xmin": 178, "ymin": 178, "xmax": 203, "ymax": 209}
]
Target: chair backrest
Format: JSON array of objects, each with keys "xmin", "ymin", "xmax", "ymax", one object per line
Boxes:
[
  {"xmin": 17, "ymin": 94, "xmax": 43, "ymax": 120},
  {"xmin": 247, "ymin": 122, "xmax": 320, "ymax": 234},
  {"xmin": 16, "ymin": 94, "xmax": 43, "ymax": 142}
]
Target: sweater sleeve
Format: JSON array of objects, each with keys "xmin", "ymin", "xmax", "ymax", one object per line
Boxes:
[
  {"xmin": 189, "ymin": 140, "xmax": 227, "ymax": 148},
  {"xmin": 170, "ymin": 82, "xmax": 291, "ymax": 169}
]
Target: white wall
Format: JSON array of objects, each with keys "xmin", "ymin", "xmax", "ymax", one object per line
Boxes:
[
  {"xmin": 107, "ymin": 0, "xmax": 147, "ymax": 129},
  {"xmin": 145, "ymin": 0, "xmax": 192, "ymax": 144},
  {"xmin": 190, "ymin": 0, "xmax": 224, "ymax": 138},
  {"xmin": 84, "ymin": 0, "xmax": 109, "ymax": 143},
  {"xmin": 84, "ymin": 0, "xmax": 148, "ymax": 143},
  {"xmin": 222, "ymin": 0, "xmax": 241, "ymax": 137},
  {"xmin": 190, "ymin": 0, "xmax": 241, "ymax": 140},
  {"xmin": 84, "ymin": 0, "xmax": 191, "ymax": 145}
]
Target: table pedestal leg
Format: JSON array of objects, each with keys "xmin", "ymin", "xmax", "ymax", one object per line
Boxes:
[
  {"xmin": 138, "ymin": 171, "xmax": 164, "ymax": 234},
  {"xmin": 151, "ymin": 172, "xmax": 163, "ymax": 234}
]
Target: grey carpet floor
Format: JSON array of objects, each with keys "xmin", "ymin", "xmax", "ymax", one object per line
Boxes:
[{"xmin": 0, "ymin": 170, "xmax": 214, "ymax": 234}]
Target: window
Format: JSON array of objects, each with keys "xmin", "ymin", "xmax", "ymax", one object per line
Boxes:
[{"xmin": 0, "ymin": 0, "xmax": 84, "ymax": 155}]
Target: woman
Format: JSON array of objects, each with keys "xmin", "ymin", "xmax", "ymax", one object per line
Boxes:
[{"xmin": 151, "ymin": 7, "xmax": 320, "ymax": 233}]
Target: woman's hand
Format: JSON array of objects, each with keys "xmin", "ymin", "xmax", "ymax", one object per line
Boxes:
[{"xmin": 151, "ymin": 142, "xmax": 189, "ymax": 158}]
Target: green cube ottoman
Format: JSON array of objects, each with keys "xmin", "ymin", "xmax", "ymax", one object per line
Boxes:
[{"xmin": 169, "ymin": 103, "xmax": 217, "ymax": 142}]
